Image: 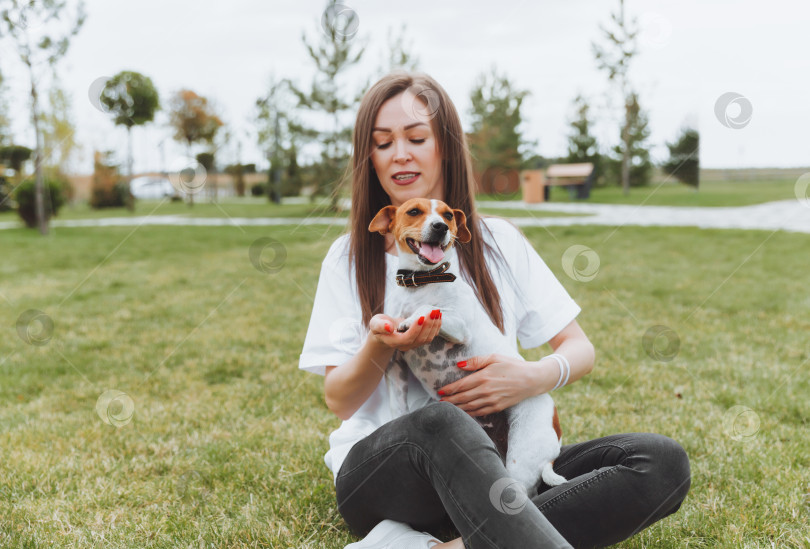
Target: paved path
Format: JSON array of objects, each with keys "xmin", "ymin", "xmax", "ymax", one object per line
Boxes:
[
  {"xmin": 477, "ymin": 199, "xmax": 810, "ymax": 234},
  {"xmin": 0, "ymin": 215, "xmax": 348, "ymax": 230},
  {"xmin": 1, "ymin": 199, "xmax": 807, "ymax": 234}
]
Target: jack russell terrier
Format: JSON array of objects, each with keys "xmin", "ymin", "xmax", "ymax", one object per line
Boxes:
[{"xmin": 369, "ymin": 197, "xmax": 567, "ymax": 492}]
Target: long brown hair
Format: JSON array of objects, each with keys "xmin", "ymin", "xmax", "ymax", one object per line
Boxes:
[{"xmin": 346, "ymin": 72, "xmax": 505, "ymax": 331}]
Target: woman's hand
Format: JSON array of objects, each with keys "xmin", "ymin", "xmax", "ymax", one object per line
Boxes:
[
  {"xmin": 437, "ymin": 354, "xmax": 541, "ymax": 417},
  {"xmin": 369, "ymin": 310, "xmax": 443, "ymax": 352}
]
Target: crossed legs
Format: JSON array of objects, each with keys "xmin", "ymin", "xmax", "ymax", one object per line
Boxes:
[{"xmin": 336, "ymin": 401, "xmax": 690, "ymax": 549}]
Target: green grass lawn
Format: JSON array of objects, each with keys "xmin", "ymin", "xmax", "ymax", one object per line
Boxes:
[
  {"xmin": 480, "ymin": 178, "xmax": 801, "ymax": 208},
  {"xmin": 1, "ymin": 221, "xmax": 808, "ymax": 547},
  {"xmin": 0, "ymin": 196, "xmax": 347, "ymax": 223},
  {"xmin": 0, "ymin": 196, "xmax": 577, "ymax": 226}
]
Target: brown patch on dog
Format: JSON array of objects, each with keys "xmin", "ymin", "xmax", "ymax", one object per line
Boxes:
[
  {"xmin": 552, "ymin": 406, "xmax": 562, "ymax": 441},
  {"xmin": 451, "ymin": 208, "xmax": 471, "ymax": 243},
  {"xmin": 368, "ymin": 205, "xmax": 397, "ymax": 234},
  {"xmin": 479, "ymin": 412, "xmax": 510, "ymax": 462}
]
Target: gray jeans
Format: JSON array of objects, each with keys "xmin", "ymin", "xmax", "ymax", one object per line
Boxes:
[{"xmin": 335, "ymin": 401, "xmax": 690, "ymax": 549}]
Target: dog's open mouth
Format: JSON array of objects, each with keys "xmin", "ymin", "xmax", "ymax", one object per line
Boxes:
[{"xmin": 406, "ymin": 238, "xmax": 446, "ymax": 265}]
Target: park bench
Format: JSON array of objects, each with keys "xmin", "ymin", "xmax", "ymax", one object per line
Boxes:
[{"xmin": 521, "ymin": 162, "xmax": 595, "ymax": 203}]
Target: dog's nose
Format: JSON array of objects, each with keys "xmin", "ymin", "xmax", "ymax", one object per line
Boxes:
[{"xmin": 431, "ymin": 222, "xmax": 448, "ymax": 234}]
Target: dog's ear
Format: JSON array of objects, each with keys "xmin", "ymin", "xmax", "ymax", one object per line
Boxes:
[
  {"xmin": 368, "ymin": 205, "xmax": 398, "ymax": 235},
  {"xmin": 453, "ymin": 209, "xmax": 471, "ymax": 243}
]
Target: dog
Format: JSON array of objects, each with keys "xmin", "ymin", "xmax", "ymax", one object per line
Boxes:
[{"xmin": 369, "ymin": 197, "xmax": 567, "ymax": 492}]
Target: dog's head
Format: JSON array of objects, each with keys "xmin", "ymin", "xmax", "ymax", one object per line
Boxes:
[{"xmin": 369, "ymin": 198, "xmax": 471, "ymax": 269}]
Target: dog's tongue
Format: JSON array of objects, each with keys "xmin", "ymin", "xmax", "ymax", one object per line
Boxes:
[{"xmin": 420, "ymin": 243, "xmax": 445, "ymax": 264}]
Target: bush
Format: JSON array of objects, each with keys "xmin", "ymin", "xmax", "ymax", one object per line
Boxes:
[
  {"xmin": 90, "ymin": 151, "xmax": 133, "ymax": 209},
  {"xmin": 45, "ymin": 168, "xmax": 75, "ymax": 203},
  {"xmin": 250, "ymin": 183, "xmax": 265, "ymax": 196},
  {"xmin": 0, "ymin": 176, "xmax": 14, "ymax": 212},
  {"xmin": 662, "ymin": 128, "xmax": 699, "ymax": 187},
  {"xmin": 91, "ymin": 181, "xmax": 132, "ymax": 209},
  {"xmin": 13, "ymin": 177, "xmax": 66, "ymax": 228},
  {"xmin": 196, "ymin": 152, "xmax": 215, "ymax": 172}
]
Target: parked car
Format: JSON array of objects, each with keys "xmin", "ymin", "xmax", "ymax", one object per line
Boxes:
[{"xmin": 129, "ymin": 176, "xmax": 176, "ymax": 199}]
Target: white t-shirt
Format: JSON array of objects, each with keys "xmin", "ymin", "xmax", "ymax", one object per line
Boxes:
[{"xmin": 298, "ymin": 217, "xmax": 582, "ymax": 483}]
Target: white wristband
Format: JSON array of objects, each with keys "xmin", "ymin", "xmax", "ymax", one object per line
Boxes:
[
  {"xmin": 547, "ymin": 353, "xmax": 570, "ymax": 391},
  {"xmin": 548, "ymin": 354, "xmax": 564, "ymax": 391},
  {"xmin": 559, "ymin": 353, "xmax": 571, "ymax": 387}
]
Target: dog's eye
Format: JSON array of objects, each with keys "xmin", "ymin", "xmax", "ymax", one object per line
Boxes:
[
  {"xmin": 443, "ymin": 212, "xmax": 453, "ymax": 221},
  {"xmin": 407, "ymin": 208, "xmax": 421, "ymax": 216}
]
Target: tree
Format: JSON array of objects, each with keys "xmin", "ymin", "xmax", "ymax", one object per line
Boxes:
[
  {"xmin": 168, "ymin": 89, "xmax": 223, "ymax": 206},
  {"xmin": 0, "ymin": 0, "xmax": 86, "ymax": 234},
  {"xmin": 100, "ymin": 70, "xmax": 160, "ymax": 208},
  {"xmin": 662, "ymin": 127, "xmax": 699, "ymax": 188},
  {"xmin": 0, "ymin": 68, "xmax": 11, "ymax": 147},
  {"xmin": 566, "ymin": 94, "xmax": 603, "ymax": 184},
  {"xmin": 592, "ymin": 0, "xmax": 640, "ymax": 195},
  {"xmin": 195, "ymin": 151, "xmax": 216, "ymax": 200},
  {"xmin": 224, "ymin": 162, "xmax": 246, "ymax": 197},
  {"xmin": 0, "ymin": 176, "xmax": 11, "ymax": 212},
  {"xmin": 89, "ymin": 150, "xmax": 128, "ymax": 209},
  {"xmin": 605, "ymin": 92, "xmax": 652, "ymax": 187},
  {"xmin": 287, "ymin": 0, "xmax": 365, "ymax": 208},
  {"xmin": 257, "ymin": 76, "xmax": 303, "ymax": 203},
  {"xmin": 381, "ymin": 24, "xmax": 419, "ymax": 75},
  {"xmin": 467, "ymin": 67, "xmax": 532, "ymax": 196},
  {"xmin": 40, "ymin": 81, "xmax": 79, "ymax": 184},
  {"xmin": 0, "ymin": 145, "xmax": 33, "ymax": 182}
]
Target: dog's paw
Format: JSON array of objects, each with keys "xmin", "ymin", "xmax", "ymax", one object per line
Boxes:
[{"xmin": 397, "ymin": 320, "xmax": 410, "ymax": 333}]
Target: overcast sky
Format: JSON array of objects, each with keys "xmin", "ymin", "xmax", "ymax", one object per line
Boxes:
[{"xmin": 1, "ymin": 0, "xmax": 808, "ymax": 175}]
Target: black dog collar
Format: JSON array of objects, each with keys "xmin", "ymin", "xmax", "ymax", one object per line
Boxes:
[{"xmin": 396, "ymin": 262, "xmax": 457, "ymax": 288}]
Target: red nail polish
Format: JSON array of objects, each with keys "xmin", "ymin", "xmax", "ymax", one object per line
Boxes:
[
  {"xmin": 438, "ymin": 390, "xmax": 445, "ymax": 396},
  {"xmin": 457, "ymin": 361, "xmax": 467, "ymax": 368},
  {"xmin": 385, "ymin": 323, "xmax": 392, "ymax": 333},
  {"xmin": 418, "ymin": 316, "xmax": 425, "ymax": 326}
]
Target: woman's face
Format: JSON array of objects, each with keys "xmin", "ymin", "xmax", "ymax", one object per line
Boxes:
[{"xmin": 370, "ymin": 91, "xmax": 444, "ymax": 207}]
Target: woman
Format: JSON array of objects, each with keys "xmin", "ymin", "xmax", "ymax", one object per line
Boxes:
[{"xmin": 299, "ymin": 72, "xmax": 691, "ymax": 549}]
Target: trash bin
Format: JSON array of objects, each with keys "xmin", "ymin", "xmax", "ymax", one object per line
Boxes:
[{"xmin": 521, "ymin": 170, "xmax": 545, "ymax": 203}]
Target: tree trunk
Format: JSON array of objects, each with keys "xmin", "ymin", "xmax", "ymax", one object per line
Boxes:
[
  {"xmin": 211, "ymin": 154, "xmax": 218, "ymax": 203},
  {"xmin": 28, "ymin": 61, "xmax": 48, "ymax": 235},
  {"xmin": 332, "ymin": 110, "xmax": 340, "ymax": 211},
  {"xmin": 271, "ymin": 113, "xmax": 282, "ymax": 204},
  {"xmin": 621, "ymin": 95, "xmax": 631, "ymax": 196},
  {"xmin": 186, "ymin": 142, "xmax": 194, "ymax": 207},
  {"xmin": 126, "ymin": 126, "xmax": 134, "ymax": 211}
]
